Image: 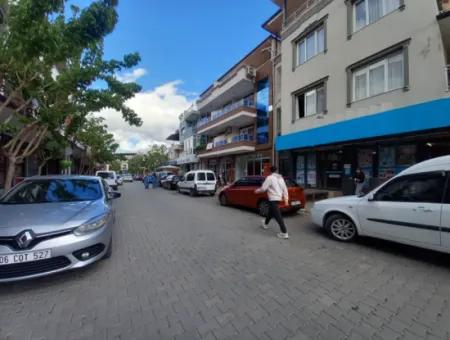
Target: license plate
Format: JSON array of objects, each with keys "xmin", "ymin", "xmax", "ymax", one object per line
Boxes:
[
  {"xmin": 291, "ymin": 201, "xmax": 301, "ymax": 206},
  {"xmin": 0, "ymin": 249, "xmax": 52, "ymax": 266}
]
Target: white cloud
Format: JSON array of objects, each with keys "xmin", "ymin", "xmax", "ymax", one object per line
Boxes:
[
  {"xmin": 96, "ymin": 80, "xmax": 192, "ymax": 153},
  {"xmin": 116, "ymin": 68, "xmax": 148, "ymax": 83}
]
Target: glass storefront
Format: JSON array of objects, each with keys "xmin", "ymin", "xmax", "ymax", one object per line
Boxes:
[{"xmin": 256, "ymin": 78, "xmax": 270, "ymax": 145}]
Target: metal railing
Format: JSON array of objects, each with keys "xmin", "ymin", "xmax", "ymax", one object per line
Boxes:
[
  {"xmin": 197, "ymin": 96, "xmax": 255, "ymax": 129},
  {"xmin": 213, "ymin": 135, "xmax": 254, "ymax": 148}
]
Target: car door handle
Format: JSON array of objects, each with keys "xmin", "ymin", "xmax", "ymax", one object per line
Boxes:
[{"xmin": 413, "ymin": 206, "xmax": 433, "ymax": 213}]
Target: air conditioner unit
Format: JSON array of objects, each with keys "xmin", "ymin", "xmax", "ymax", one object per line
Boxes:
[{"xmin": 247, "ymin": 67, "xmax": 256, "ymax": 79}]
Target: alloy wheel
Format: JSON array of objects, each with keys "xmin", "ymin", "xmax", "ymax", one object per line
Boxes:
[{"xmin": 330, "ymin": 218, "xmax": 356, "ymax": 241}]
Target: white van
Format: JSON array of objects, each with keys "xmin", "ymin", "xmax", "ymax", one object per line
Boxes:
[
  {"xmin": 177, "ymin": 170, "xmax": 217, "ymax": 196},
  {"xmin": 96, "ymin": 170, "xmax": 118, "ymax": 191},
  {"xmin": 311, "ymin": 155, "xmax": 450, "ymax": 254}
]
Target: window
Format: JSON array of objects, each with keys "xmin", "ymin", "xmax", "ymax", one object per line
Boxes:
[
  {"xmin": 296, "ymin": 84, "xmax": 326, "ymax": 119},
  {"xmin": 197, "ymin": 172, "xmax": 206, "ymax": 181},
  {"xmin": 207, "ymin": 173, "xmax": 215, "ymax": 181},
  {"xmin": 354, "ymin": 0, "xmax": 400, "ymax": 32},
  {"xmin": 375, "ymin": 172, "xmax": 446, "ymax": 203},
  {"xmin": 186, "ymin": 173, "xmax": 195, "ymax": 182},
  {"xmin": 296, "ymin": 25, "xmax": 325, "ymax": 66},
  {"xmin": 276, "ymin": 108, "xmax": 282, "ymax": 136},
  {"xmin": 352, "ymin": 51, "xmax": 404, "ymax": 101}
]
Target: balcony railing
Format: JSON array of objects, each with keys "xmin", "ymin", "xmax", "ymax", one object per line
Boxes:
[
  {"xmin": 213, "ymin": 135, "xmax": 254, "ymax": 148},
  {"xmin": 197, "ymin": 97, "xmax": 255, "ymax": 128}
]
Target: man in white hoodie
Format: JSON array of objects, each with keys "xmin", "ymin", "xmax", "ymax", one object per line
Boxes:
[{"xmin": 255, "ymin": 166, "xmax": 289, "ymax": 239}]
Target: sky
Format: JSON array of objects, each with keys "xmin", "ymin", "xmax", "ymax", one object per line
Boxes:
[{"xmin": 89, "ymin": 0, "xmax": 278, "ymax": 152}]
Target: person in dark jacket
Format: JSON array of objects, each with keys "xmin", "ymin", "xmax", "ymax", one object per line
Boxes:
[{"xmin": 354, "ymin": 168, "xmax": 366, "ymax": 196}]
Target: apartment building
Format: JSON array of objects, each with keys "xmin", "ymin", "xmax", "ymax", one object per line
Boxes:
[
  {"xmin": 172, "ymin": 105, "xmax": 202, "ymax": 173},
  {"xmin": 195, "ymin": 37, "xmax": 279, "ymax": 183},
  {"xmin": 269, "ymin": 0, "xmax": 450, "ymax": 192}
]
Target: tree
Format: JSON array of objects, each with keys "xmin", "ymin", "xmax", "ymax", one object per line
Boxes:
[
  {"xmin": 77, "ymin": 116, "xmax": 119, "ymax": 174},
  {"xmin": 145, "ymin": 145, "xmax": 169, "ymax": 171},
  {"xmin": 127, "ymin": 145, "xmax": 169, "ymax": 174},
  {"xmin": 0, "ymin": 0, "xmax": 142, "ymax": 191},
  {"xmin": 109, "ymin": 159, "xmax": 122, "ymax": 172},
  {"xmin": 36, "ymin": 135, "xmax": 67, "ymax": 175}
]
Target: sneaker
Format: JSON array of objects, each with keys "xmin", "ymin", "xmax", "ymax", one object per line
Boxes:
[
  {"xmin": 261, "ymin": 220, "xmax": 269, "ymax": 230},
  {"xmin": 277, "ymin": 232, "xmax": 289, "ymax": 239}
]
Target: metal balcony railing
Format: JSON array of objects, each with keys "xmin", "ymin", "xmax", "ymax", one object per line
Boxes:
[
  {"xmin": 197, "ymin": 96, "xmax": 255, "ymax": 129},
  {"xmin": 213, "ymin": 135, "xmax": 254, "ymax": 148}
]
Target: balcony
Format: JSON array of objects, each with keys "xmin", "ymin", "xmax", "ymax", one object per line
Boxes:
[
  {"xmin": 197, "ymin": 65, "xmax": 256, "ymax": 113},
  {"xmin": 183, "ymin": 105, "xmax": 200, "ymax": 123},
  {"xmin": 198, "ymin": 135, "xmax": 256, "ymax": 159},
  {"xmin": 438, "ymin": 1, "xmax": 450, "ymax": 63},
  {"xmin": 197, "ymin": 97, "xmax": 257, "ymax": 136}
]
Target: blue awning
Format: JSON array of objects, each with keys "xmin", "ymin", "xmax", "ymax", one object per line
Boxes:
[{"xmin": 276, "ymin": 98, "xmax": 450, "ymax": 151}]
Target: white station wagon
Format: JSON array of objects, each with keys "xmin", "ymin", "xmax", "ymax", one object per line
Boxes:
[{"xmin": 311, "ymin": 156, "xmax": 450, "ymax": 254}]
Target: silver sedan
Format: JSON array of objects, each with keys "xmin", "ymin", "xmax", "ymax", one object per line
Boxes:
[{"xmin": 0, "ymin": 176, "xmax": 120, "ymax": 282}]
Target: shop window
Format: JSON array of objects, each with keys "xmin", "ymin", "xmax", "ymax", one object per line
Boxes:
[{"xmin": 375, "ymin": 172, "xmax": 446, "ymax": 203}]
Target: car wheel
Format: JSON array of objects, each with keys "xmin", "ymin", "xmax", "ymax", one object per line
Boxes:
[
  {"xmin": 219, "ymin": 193, "xmax": 228, "ymax": 206},
  {"xmin": 103, "ymin": 238, "xmax": 112, "ymax": 259},
  {"xmin": 189, "ymin": 188, "xmax": 197, "ymax": 197},
  {"xmin": 325, "ymin": 213, "xmax": 357, "ymax": 242},
  {"xmin": 177, "ymin": 187, "xmax": 182, "ymax": 193},
  {"xmin": 258, "ymin": 200, "xmax": 270, "ymax": 217}
]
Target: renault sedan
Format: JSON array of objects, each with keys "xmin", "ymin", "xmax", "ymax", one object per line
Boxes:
[{"xmin": 0, "ymin": 176, "xmax": 120, "ymax": 282}]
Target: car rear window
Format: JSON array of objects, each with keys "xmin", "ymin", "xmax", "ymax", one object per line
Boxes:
[
  {"xmin": 207, "ymin": 173, "xmax": 215, "ymax": 181},
  {"xmin": 97, "ymin": 172, "xmax": 114, "ymax": 179},
  {"xmin": 197, "ymin": 172, "xmax": 206, "ymax": 181}
]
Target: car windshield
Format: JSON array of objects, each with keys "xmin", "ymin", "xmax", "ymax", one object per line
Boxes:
[
  {"xmin": 0, "ymin": 179, "xmax": 103, "ymax": 204},
  {"xmin": 97, "ymin": 172, "xmax": 114, "ymax": 179}
]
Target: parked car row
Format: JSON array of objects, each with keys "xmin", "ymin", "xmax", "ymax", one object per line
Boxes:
[{"xmin": 159, "ymin": 170, "xmax": 306, "ymax": 217}]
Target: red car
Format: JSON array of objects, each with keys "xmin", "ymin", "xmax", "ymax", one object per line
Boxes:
[{"xmin": 218, "ymin": 176, "xmax": 305, "ymax": 216}]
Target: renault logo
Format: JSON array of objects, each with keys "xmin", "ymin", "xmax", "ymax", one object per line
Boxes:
[{"xmin": 16, "ymin": 230, "xmax": 35, "ymax": 249}]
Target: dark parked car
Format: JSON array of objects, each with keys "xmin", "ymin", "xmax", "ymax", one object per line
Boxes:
[{"xmin": 162, "ymin": 175, "xmax": 182, "ymax": 190}]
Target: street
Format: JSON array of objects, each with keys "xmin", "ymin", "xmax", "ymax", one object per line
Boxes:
[{"xmin": 1, "ymin": 183, "xmax": 450, "ymax": 340}]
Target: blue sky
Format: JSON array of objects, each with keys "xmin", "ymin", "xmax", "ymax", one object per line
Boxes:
[
  {"xmin": 104, "ymin": 0, "xmax": 278, "ymax": 95},
  {"xmin": 77, "ymin": 0, "xmax": 279, "ymax": 151}
]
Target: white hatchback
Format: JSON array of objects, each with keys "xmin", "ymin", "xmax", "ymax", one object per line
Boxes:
[
  {"xmin": 311, "ymin": 156, "xmax": 450, "ymax": 254},
  {"xmin": 177, "ymin": 170, "xmax": 217, "ymax": 196}
]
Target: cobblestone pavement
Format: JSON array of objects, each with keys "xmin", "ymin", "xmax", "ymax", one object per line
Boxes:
[{"xmin": 1, "ymin": 183, "xmax": 450, "ymax": 340}]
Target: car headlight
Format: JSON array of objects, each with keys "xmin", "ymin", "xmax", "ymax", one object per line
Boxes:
[{"xmin": 74, "ymin": 215, "xmax": 108, "ymax": 236}]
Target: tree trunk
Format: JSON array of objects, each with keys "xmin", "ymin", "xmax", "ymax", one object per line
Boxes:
[
  {"xmin": 37, "ymin": 158, "xmax": 49, "ymax": 175},
  {"xmin": 4, "ymin": 157, "xmax": 17, "ymax": 192}
]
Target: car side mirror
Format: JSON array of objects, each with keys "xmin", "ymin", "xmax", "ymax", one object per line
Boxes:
[
  {"xmin": 108, "ymin": 191, "xmax": 121, "ymax": 199},
  {"xmin": 367, "ymin": 193, "xmax": 375, "ymax": 201}
]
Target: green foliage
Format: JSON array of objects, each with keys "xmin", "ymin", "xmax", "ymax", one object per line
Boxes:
[
  {"xmin": 109, "ymin": 159, "xmax": 121, "ymax": 172},
  {"xmin": 59, "ymin": 159, "xmax": 72, "ymax": 170},
  {"xmin": 0, "ymin": 0, "xmax": 143, "ymax": 137},
  {"xmin": 127, "ymin": 145, "xmax": 169, "ymax": 174},
  {"xmin": 77, "ymin": 116, "xmax": 119, "ymax": 167}
]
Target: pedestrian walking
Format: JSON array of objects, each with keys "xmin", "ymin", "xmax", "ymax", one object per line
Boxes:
[
  {"xmin": 143, "ymin": 172, "xmax": 151, "ymax": 190},
  {"xmin": 255, "ymin": 166, "xmax": 290, "ymax": 239},
  {"xmin": 354, "ymin": 168, "xmax": 366, "ymax": 196}
]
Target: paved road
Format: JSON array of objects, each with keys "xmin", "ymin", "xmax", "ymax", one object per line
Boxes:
[{"xmin": 1, "ymin": 183, "xmax": 450, "ymax": 340}]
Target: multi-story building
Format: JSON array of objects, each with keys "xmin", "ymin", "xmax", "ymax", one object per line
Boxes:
[
  {"xmin": 174, "ymin": 105, "xmax": 202, "ymax": 173},
  {"xmin": 269, "ymin": 0, "xmax": 450, "ymax": 192},
  {"xmin": 195, "ymin": 37, "xmax": 279, "ymax": 182}
]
